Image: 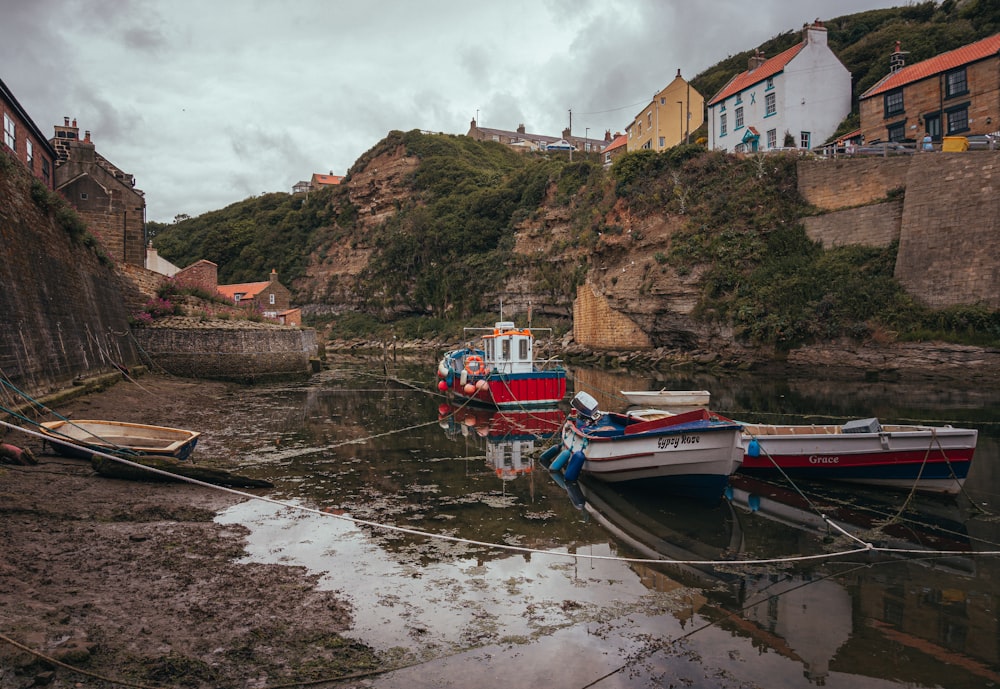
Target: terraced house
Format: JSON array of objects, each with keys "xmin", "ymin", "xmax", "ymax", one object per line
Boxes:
[
  {"xmin": 859, "ymin": 33, "xmax": 1000, "ymax": 146},
  {"xmin": 0, "ymin": 75, "xmax": 56, "ymax": 189},
  {"xmin": 706, "ymin": 20, "xmax": 851, "ymax": 153}
]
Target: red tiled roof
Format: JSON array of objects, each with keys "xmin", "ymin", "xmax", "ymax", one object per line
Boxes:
[
  {"xmin": 217, "ymin": 281, "xmax": 269, "ymax": 300},
  {"xmin": 311, "ymin": 173, "xmax": 343, "ymax": 186},
  {"xmin": 708, "ymin": 42, "xmax": 805, "ymax": 106},
  {"xmin": 861, "ymin": 33, "xmax": 1000, "ymax": 99},
  {"xmin": 605, "ymin": 133, "xmax": 627, "ymax": 152}
]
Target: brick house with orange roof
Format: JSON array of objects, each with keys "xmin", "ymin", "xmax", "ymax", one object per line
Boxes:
[
  {"xmin": 217, "ymin": 269, "xmax": 298, "ymax": 324},
  {"xmin": 858, "ymin": 33, "xmax": 1000, "ymax": 146},
  {"xmin": 707, "ymin": 20, "xmax": 850, "ymax": 153}
]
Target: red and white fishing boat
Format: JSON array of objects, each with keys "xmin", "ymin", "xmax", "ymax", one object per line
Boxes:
[
  {"xmin": 738, "ymin": 417, "xmax": 978, "ymax": 496},
  {"xmin": 436, "ymin": 321, "xmax": 566, "ymax": 408}
]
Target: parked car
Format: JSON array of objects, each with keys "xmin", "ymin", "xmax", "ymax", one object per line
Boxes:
[
  {"xmin": 856, "ymin": 141, "xmax": 916, "ymax": 156},
  {"xmin": 966, "ymin": 134, "xmax": 996, "ymax": 150}
]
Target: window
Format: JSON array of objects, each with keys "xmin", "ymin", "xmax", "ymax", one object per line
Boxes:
[
  {"xmin": 887, "ymin": 121, "xmax": 906, "ymax": 142},
  {"xmin": 945, "ymin": 68, "xmax": 968, "ymax": 98},
  {"xmin": 501, "ymin": 339, "xmax": 510, "ymax": 360},
  {"xmin": 735, "ymin": 93, "xmax": 743, "ymax": 104},
  {"xmin": 42, "ymin": 158, "xmax": 50, "ymax": 184},
  {"xmin": 269, "ymin": 293, "xmax": 275, "ymax": 305},
  {"xmin": 947, "ymin": 106, "xmax": 969, "ymax": 133},
  {"xmin": 658, "ymin": 136, "xmax": 664, "ymax": 148},
  {"xmin": 720, "ymin": 113, "xmax": 727, "ymax": 137},
  {"xmin": 519, "ymin": 339, "xmax": 528, "ymax": 360},
  {"xmin": 800, "ymin": 131, "xmax": 811, "ymax": 149},
  {"xmin": 26, "ymin": 140, "xmax": 33, "ymax": 171},
  {"xmin": 924, "ymin": 113, "xmax": 941, "ymax": 139},
  {"xmin": 765, "ymin": 77, "xmax": 774, "ymax": 90},
  {"xmin": 3, "ymin": 114, "xmax": 14, "ymax": 150},
  {"xmin": 766, "ymin": 129, "xmax": 777, "ymax": 149},
  {"xmin": 735, "ymin": 106, "xmax": 744, "ymax": 129},
  {"xmin": 647, "ymin": 112, "xmax": 652, "ymax": 126},
  {"xmin": 765, "ymin": 92, "xmax": 776, "ymax": 116},
  {"xmin": 884, "ymin": 90, "xmax": 904, "ymax": 117}
]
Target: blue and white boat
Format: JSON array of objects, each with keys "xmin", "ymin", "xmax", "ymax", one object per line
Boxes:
[{"xmin": 549, "ymin": 393, "xmax": 744, "ymax": 499}]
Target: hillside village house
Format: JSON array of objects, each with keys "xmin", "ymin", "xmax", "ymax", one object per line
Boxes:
[
  {"xmin": 858, "ymin": 33, "xmax": 1000, "ymax": 146},
  {"xmin": 467, "ymin": 120, "xmax": 611, "ymax": 154},
  {"xmin": 1, "ymin": 76, "xmax": 57, "ymax": 189},
  {"xmin": 50, "ymin": 117, "xmax": 147, "ymax": 268},
  {"xmin": 603, "ymin": 132, "xmax": 628, "ymax": 167},
  {"xmin": 626, "ymin": 69, "xmax": 705, "ymax": 152},
  {"xmin": 707, "ymin": 21, "xmax": 851, "ymax": 153},
  {"xmin": 217, "ymin": 269, "xmax": 299, "ymax": 324}
]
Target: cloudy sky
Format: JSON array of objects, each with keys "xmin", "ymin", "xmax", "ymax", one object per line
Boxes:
[{"xmin": 3, "ymin": 0, "xmax": 902, "ymax": 223}]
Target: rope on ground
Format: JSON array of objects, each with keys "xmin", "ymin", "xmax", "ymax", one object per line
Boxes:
[{"xmin": 3, "ymin": 418, "xmax": 993, "ymax": 568}]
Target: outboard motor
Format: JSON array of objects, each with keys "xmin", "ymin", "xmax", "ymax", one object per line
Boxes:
[{"xmin": 570, "ymin": 391, "xmax": 601, "ymax": 423}]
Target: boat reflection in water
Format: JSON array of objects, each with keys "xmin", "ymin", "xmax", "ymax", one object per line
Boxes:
[
  {"xmin": 437, "ymin": 403, "xmax": 564, "ymax": 481},
  {"xmin": 555, "ymin": 470, "xmax": 979, "ymax": 686}
]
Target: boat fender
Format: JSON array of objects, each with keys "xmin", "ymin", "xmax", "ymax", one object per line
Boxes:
[
  {"xmin": 564, "ymin": 450, "xmax": 587, "ymax": 481},
  {"xmin": 438, "ymin": 361, "xmax": 449, "ymax": 378},
  {"xmin": 747, "ymin": 439, "xmax": 760, "ymax": 457},
  {"xmin": 460, "ymin": 369, "xmax": 468, "ymax": 386},
  {"xmin": 539, "ymin": 444, "xmax": 561, "ymax": 464},
  {"xmin": 549, "ymin": 448, "xmax": 571, "ymax": 472}
]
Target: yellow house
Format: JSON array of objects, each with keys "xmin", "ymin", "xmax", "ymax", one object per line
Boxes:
[{"xmin": 627, "ymin": 69, "xmax": 704, "ymax": 152}]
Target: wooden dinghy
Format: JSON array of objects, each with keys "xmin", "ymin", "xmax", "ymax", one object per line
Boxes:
[
  {"xmin": 40, "ymin": 419, "xmax": 201, "ymax": 460},
  {"xmin": 90, "ymin": 454, "xmax": 273, "ymax": 488}
]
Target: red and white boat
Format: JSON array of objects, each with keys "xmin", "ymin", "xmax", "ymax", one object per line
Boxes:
[
  {"xmin": 436, "ymin": 321, "xmax": 566, "ymax": 408},
  {"xmin": 738, "ymin": 417, "xmax": 978, "ymax": 496}
]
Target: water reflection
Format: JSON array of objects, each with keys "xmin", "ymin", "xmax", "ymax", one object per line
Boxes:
[{"xmin": 215, "ymin": 362, "xmax": 1000, "ymax": 687}]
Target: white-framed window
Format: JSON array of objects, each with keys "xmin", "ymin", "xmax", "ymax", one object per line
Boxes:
[
  {"xmin": 269, "ymin": 293, "xmax": 275, "ymax": 305},
  {"xmin": 3, "ymin": 114, "xmax": 15, "ymax": 150},
  {"xmin": 26, "ymin": 139, "xmax": 33, "ymax": 170},
  {"xmin": 765, "ymin": 92, "xmax": 776, "ymax": 116},
  {"xmin": 767, "ymin": 129, "xmax": 777, "ymax": 149},
  {"xmin": 720, "ymin": 113, "xmax": 728, "ymax": 137},
  {"xmin": 735, "ymin": 107, "xmax": 744, "ymax": 129},
  {"xmin": 800, "ymin": 131, "xmax": 811, "ymax": 149}
]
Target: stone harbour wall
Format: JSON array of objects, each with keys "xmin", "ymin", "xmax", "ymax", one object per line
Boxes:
[{"xmin": 131, "ymin": 325, "xmax": 319, "ymax": 383}]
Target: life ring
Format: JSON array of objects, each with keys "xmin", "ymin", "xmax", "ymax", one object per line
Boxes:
[{"xmin": 464, "ymin": 355, "xmax": 485, "ymax": 375}]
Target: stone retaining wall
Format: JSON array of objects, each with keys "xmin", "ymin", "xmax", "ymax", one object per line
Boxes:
[{"xmin": 131, "ymin": 326, "xmax": 318, "ymax": 382}]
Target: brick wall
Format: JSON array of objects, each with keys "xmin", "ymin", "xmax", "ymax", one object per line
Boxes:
[
  {"xmin": 895, "ymin": 152, "xmax": 1000, "ymax": 308},
  {"xmin": 803, "ymin": 200, "xmax": 902, "ymax": 248},
  {"xmin": 573, "ymin": 283, "xmax": 653, "ymax": 350},
  {"xmin": 798, "ymin": 158, "xmax": 910, "ymax": 210},
  {"xmin": 175, "ymin": 260, "xmax": 219, "ymax": 293}
]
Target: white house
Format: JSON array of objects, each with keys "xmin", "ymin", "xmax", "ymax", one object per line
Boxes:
[{"xmin": 706, "ymin": 21, "xmax": 851, "ymax": 153}]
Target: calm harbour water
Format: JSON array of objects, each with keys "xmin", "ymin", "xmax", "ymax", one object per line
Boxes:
[{"xmin": 209, "ymin": 359, "xmax": 1000, "ymax": 688}]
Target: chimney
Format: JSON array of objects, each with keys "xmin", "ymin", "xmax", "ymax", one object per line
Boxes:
[
  {"xmin": 517, "ymin": 123, "xmax": 526, "ymax": 134},
  {"xmin": 804, "ymin": 19, "xmax": 828, "ymax": 46},
  {"xmin": 889, "ymin": 40, "xmax": 908, "ymax": 72},
  {"xmin": 605, "ymin": 129, "xmax": 612, "ymax": 142},
  {"xmin": 676, "ymin": 68, "xmax": 682, "ymax": 78},
  {"xmin": 562, "ymin": 127, "xmax": 571, "ymax": 140},
  {"xmin": 84, "ymin": 130, "xmax": 91, "ymax": 143},
  {"xmin": 748, "ymin": 50, "xmax": 766, "ymax": 72},
  {"xmin": 64, "ymin": 116, "xmax": 70, "ymax": 126}
]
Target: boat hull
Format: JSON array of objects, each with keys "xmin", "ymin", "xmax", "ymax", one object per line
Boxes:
[
  {"xmin": 39, "ymin": 420, "xmax": 201, "ymax": 461},
  {"xmin": 447, "ymin": 371, "xmax": 566, "ymax": 408},
  {"xmin": 738, "ymin": 423, "xmax": 977, "ymax": 495},
  {"xmin": 559, "ymin": 410, "xmax": 744, "ymax": 498},
  {"xmin": 621, "ymin": 390, "xmax": 711, "ymax": 408}
]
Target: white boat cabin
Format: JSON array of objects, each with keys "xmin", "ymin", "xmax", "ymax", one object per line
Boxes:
[{"xmin": 481, "ymin": 322, "xmax": 534, "ymax": 374}]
